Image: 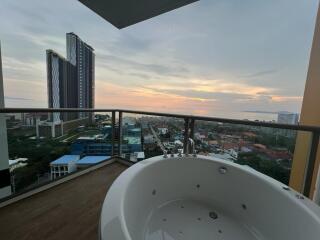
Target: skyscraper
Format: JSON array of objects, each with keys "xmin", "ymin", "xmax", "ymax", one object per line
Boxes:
[
  {"xmin": 66, "ymin": 32, "xmax": 95, "ymax": 111},
  {"xmin": 46, "ymin": 50, "xmax": 77, "ymax": 122},
  {"xmin": 277, "ymin": 111, "xmax": 299, "ymax": 137},
  {"xmin": 47, "ymin": 33, "xmax": 95, "ymax": 121},
  {"xmin": 277, "ymin": 112, "xmax": 299, "ymax": 125}
]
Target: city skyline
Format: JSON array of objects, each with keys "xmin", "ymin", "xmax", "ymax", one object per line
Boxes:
[{"xmin": 0, "ymin": 0, "xmax": 318, "ymax": 119}]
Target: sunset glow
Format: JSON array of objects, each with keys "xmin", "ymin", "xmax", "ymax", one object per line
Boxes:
[{"xmin": 0, "ymin": 0, "xmax": 318, "ymax": 118}]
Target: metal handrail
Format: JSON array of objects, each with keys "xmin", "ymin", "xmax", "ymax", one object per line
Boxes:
[{"xmin": 1, "ymin": 108, "xmax": 320, "ymax": 132}]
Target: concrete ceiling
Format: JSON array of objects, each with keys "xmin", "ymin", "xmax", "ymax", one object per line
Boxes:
[{"xmin": 79, "ymin": 0, "xmax": 199, "ymax": 29}]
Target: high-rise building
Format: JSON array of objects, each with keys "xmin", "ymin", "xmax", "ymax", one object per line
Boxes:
[
  {"xmin": 46, "ymin": 33, "xmax": 95, "ymax": 121},
  {"xmin": 46, "ymin": 50, "xmax": 77, "ymax": 122},
  {"xmin": 43, "ymin": 33, "xmax": 95, "ymax": 137},
  {"xmin": 277, "ymin": 112, "xmax": 299, "ymax": 137},
  {"xmin": 277, "ymin": 112, "xmax": 299, "ymax": 125},
  {"xmin": 66, "ymin": 32, "xmax": 95, "ymax": 111}
]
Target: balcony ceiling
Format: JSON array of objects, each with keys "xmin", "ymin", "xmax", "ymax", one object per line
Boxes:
[{"xmin": 79, "ymin": 0, "xmax": 199, "ymax": 29}]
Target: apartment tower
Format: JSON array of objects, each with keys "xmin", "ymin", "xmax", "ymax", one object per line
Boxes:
[
  {"xmin": 47, "ymin": 33, "xmax": 95, "ymax": 121},
  {"xmin": 67, "ymin": 33, "xmax": 95, "ymax": 112},
  {"xmin": 46, "ymin": 50, "xmax": 77, "ymax": 122}
]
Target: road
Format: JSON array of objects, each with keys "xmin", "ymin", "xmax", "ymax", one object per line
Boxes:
[{"xmin": 149, "ymin": 125, "xmax": 166, "ymax": 152}]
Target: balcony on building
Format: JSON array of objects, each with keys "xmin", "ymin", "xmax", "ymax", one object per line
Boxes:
[{"xmin": 1, "ymin": 1, "xmax": 320, "ymax": 240}]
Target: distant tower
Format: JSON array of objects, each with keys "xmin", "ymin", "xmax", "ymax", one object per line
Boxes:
[
  {"xmin": 277, "ymin": 112, "xmax": 299, "ymax": 138},
  {"xmin": 46, "ymin": 50, "xmax": 77, "ymax": 122},
  {"xmin": 0, "ymin": 42, "xmax": 12, "ymax": 198},
  {"xmin": 47, "ymin": 33, "xmax": 95, "ymax": 120},
  {"xmin": 66, "ymin": 33, "xmax": 95, "ymax": 114},
  {"xmin": 277, "ymin": 112, "xmax": 299, "ymax": 125}
]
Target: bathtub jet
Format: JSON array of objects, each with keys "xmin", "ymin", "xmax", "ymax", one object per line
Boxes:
[{"xmin": 100, "ymin": 155, "xmax": 320, "ymax": 240}]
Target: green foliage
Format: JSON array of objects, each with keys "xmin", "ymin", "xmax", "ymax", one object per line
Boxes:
[
  {"xmin": 9, "ymin": 134, "xmax": 70, "ymax": 192},
  {"xmin": 253, "ymin": 132, "xmax": 296, "ymax": 153},
  {"xmin": 237, "ymin": 152, "xmax": 290, "ymax": 184},
  {"xmin": 13, "ymin": 164, "xmax": 38, "ymax": 191}
]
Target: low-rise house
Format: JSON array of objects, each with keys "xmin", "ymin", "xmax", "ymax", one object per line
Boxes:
[{"xmin": 50, "ymin": 155, "xmax": 80, "ymax": 180}]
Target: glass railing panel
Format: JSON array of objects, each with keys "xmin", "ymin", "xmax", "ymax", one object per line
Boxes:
[
  {"xmin": 194, "ymin": 120, "xmax": 299, "ymax": 184},
  {"xmin": 2, "ymin": 110, "xmax": 112, "ymax": 198},
  {"xmin": 1, "ymin": 109, "xmax": 318, "ymax": 201},
  {"xmin": 120, "ymin": 113, "xmax": 185, "ymax": 162}
]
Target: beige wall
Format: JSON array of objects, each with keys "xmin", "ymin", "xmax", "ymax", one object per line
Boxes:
[{"xmin": 290, "ymin": 3, "xmax": 320, "ymax": 199}]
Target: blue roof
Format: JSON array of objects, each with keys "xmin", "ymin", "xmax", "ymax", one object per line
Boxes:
[
  {"xmin": 51, "ymin": 155, "xmax": 80, "ymax": 165},
  {"xmin": 77, "ymin": 156, "xmax": 111, "ymax": 165}
]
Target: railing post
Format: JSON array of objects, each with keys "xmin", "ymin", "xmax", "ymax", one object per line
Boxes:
[
  {"xmin": 117, "ymin": 111, "xmax": 122, "ymax": 157},
  {"xmin": 111, "ymin": 111, "xmax": 116, "ymax": 156},
  {"xmin": 183, "ymin": 118, "xmax": 190, "ymax": 154},
  {"xmin": 303, "ymin": 132, "xmax": 320, "ymax": 197}
]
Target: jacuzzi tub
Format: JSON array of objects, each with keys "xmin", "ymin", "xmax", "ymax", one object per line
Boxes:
[{"xmin": 100, "ymin": 155, "xmax": 320, "ymax": 240}]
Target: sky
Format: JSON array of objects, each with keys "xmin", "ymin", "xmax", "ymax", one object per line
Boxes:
[{"xmin": 0, "ymin": 0, "xmax": 318, "ymax": 119}]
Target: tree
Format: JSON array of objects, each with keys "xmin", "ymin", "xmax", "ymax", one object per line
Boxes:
[{"xmin": 237, "ymin": 152, "xmax": 290, "ymax": 184}]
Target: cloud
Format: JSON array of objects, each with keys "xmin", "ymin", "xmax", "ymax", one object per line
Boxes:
[
  {"xmin": 142, "ymin": 78, "xmax": 274, "ymax": 96},
  {"xmin": 97, "ymin": 53, "xmax": 189, "ymax": 78},
  {"xmin": 2, "ymin": 56, "xmax": 46, "ymax": 84},
  {"xmin": 271, "ymin": 95, "xmax": 303, "ymax": 102},
  {"xmin": 0, "ymin": 0, "xmax": 317, "ymax": 117},
  {"xmin": 240, "ymin": 69, "xmax": 277, "ymax": 78},
  {"xmin": 95, "ymin": 81, "xmax": 218, "ymax": 116},
  {"xmin": 17, "ymin": 32, "xmax": 65, "ymax": 50}
]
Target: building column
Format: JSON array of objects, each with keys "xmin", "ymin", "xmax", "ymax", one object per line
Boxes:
[
  {"xmin": 0, "ymin": 42, "xmax": 11, "ymax": 198},
  {"xmin": 290, "ymin": 3, "xmax": 320, "ymax": 200}
]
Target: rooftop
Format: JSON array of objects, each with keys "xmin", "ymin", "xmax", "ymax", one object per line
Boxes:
[
  {"xmin": 123, "ymin": 136, "xmax": 141, "ymax": 144},
  {"xmin": 66, "ymin": 32, "xmax": 94, "ymax": 50},
  {"xmin": 0, "ymin": 161, "xmax": 127, "ymax": 240},
  {"xmin": 77, "ymin": 156, "xmax": 111, "ymax": 165},
  {"xmin": 50, "ymin": 155, "xmax": 80, "ymax": 165}
]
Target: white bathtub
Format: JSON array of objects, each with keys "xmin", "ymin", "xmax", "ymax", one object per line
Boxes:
[{"xmin": 100, "ymin": 155, "xmax": 320, "ymax": 240}]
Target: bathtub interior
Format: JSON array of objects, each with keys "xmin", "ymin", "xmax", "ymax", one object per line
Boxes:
[{"xmin": 123, "ymin": 156, "xmax": 320, "ymax": 240}]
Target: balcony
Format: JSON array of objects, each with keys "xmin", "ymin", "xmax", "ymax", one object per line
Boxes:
[
  {"xmin": 0, "ymin": 161, "xmax": 128, "ymax": 240},
  {"xmin": 0, "ymin": 108, "xmax": 319, "ymax": 240}
]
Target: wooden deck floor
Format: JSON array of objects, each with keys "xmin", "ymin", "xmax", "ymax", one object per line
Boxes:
[{"xmin": 0, "ymin": 162, "xmax": 127, "ymax": 240}]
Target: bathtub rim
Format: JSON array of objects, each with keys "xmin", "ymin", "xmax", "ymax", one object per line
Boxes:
[{"xmin": 100, "ymin": 155, "xmax": 320, "ymax": 240}]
